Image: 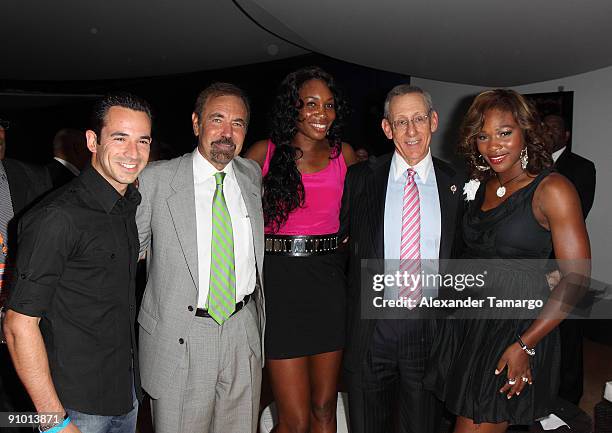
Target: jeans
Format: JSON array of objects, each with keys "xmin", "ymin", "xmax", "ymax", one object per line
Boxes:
[{"xmin": 66, "ymin": 386, "xmax": 138, "ymax": 433}]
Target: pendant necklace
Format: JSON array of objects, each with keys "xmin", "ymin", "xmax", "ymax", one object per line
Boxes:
[{"xmin": 496, "ymin": 171, "xmax": 525, "ymax": 197}]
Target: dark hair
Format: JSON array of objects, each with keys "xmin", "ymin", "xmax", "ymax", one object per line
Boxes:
[
  {"xmin": 90, "ymin": 92, "xmax": 153, "ymax": 139},
  {"xmin": 459, "ymin": 89, "xmax": 552, "ymax": 181},
  {"xmin": 263, "ymin": 66, "xmax": 348, "ymax": 232},
  {"xmin": 193, "ymin": 82, "xmax": 250, "ymax": 125}
]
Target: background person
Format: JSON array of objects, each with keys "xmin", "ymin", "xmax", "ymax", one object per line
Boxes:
[{"xmin": 543, "ymin": 113, "xmax": 596, "ymax": 406}]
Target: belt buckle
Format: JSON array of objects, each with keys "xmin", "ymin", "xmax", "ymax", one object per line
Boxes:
[{"xmin": 292, "ymin": 238, "xmax": 306, "ymax": 254}]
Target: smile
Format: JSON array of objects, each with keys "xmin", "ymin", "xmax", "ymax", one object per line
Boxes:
[
  {"xmin": 310, "ymin": 123, "xmax": 328, "ymax": 132},
  {"xmin": 488, "ymin": 154, "xmax": 508, "ymax": 165},
  {"xmin": 119, "ymin": 162, "xmax": 137, "ymax": 169}
]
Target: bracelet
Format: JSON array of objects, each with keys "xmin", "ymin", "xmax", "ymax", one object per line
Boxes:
[
  {"xmin": 516, "ymin": 335, "xmax": 536, "ymax": 356},
  {"xmin": 39, "ymin": 416, "xmax": 71, "ymax": 433}
]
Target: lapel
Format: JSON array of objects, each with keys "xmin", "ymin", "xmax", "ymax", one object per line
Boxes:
[
  {"xmin": 554, "ymin": 148, "xmax": 570, "ymax": 173},
  {"xmin": 367, "ymin": 154, "xmax": 392, "ymax": 259},
  {"xmin": 433, "ymin": 157, "xmax": 458, "ymax": 260},
  {"xmin": 166, "ymin": 154, "xmax": 199, "ymax": 291},
  {"xmin": 3, "ymin": 159, "xmax": 28, "ymax": 213}
]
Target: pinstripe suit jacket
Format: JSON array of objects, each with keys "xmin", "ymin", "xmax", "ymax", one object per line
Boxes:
[{"xmin": 339, "ymin": 152, "xmax": 464, "ymax": 374}]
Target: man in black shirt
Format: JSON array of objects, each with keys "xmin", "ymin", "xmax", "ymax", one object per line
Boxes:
[{"xmin": 3, "ymin": 93, "xmax": 152, "ymax": 433}]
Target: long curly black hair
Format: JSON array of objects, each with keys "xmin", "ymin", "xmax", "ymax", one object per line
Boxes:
[
  {"xmin": 263, "ymin": 66, "xmax": 348, "ymax": 233},
  {"xmin": 459, "ymin": 89, "xmax": 552, "ymax": 181}
]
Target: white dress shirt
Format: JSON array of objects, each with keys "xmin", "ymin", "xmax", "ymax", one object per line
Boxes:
[
  {"xmin": 193, "ymin": 149, "xmax": 255, "ymax": 308},
  {"xmin": 384, "ymin": 149, "xmax": 441, "ymax": 261},
  {"xmin": 552, "ymin": 146, "xmax": 566, "ymax": 163},
  {"xmin": 383, "ymin": 149, "xmax": 441, "ymax": 299}
]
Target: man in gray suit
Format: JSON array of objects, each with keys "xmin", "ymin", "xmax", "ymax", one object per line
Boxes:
[{"xmin": 136, "ymin": 82, "xmax": 265, "ymax": 433}]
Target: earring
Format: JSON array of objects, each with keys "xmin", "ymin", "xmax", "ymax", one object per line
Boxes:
[
  {"xmin": 520, "ymin": 147, "xmax": 528, "ymax": 170},
  {"xmin": 475, "ymin": 154, "xmax": 490, "ymax": 172}
]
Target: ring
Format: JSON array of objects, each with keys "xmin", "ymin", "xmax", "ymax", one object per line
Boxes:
[
  {"xmin": 522, "ymin": 377, "xmax": 529, "ymax": 383},
  {"xmin": 508, "ymin": 378, "xmax": 517, "ymax": 385}
]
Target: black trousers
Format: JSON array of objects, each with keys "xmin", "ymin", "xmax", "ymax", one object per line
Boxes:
[
  {"xmin": 347, "ymin": 320, "xmax": 442, "ymax": 433},
  {"xmin": 558, "ymin": 319, "xmax": 583, "ymax": 405}
]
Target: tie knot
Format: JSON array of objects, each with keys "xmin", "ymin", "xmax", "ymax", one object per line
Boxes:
[
  {"xmin": 407, "ymin": 168, "xmax": 416, "ymax": 180},
  {"xmin": 214, "ymin": 172, "xmax": 226, "ymax": 186}
]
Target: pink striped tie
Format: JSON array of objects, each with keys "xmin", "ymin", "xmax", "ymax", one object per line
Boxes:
[{"xmin": 399, "ymin": 168, "xmax": 422, "ymax": 306}]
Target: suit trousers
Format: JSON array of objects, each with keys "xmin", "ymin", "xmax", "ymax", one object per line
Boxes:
[
  {"xmin": 347, "ymin": 319, "xmax": 442, "ymax": 433},
  {"xmin": 151, "ymin": 300, "xmax": 262, "ymax": 433},
  {"xmin": 558, "ymin": 319, "xmax": 584, "ymax": 405}
]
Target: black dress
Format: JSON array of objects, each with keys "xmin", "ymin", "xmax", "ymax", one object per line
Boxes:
[{"xmin": 424, "ymin": 170, "xmax": 560, "ymax": 425}]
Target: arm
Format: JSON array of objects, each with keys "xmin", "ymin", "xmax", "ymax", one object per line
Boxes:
[
  {"xmin": 244, "ymin": 140, "xmax": 269, "ymax": 169},
  {"xmin": 497, "ymin": 173, "xmax": 590, "ymax": 397},
  {"xmin": 3, "ymin": 311, "xmax": 63, "ymax": 413},
  {"xmin": 136, "ymin": 169, "xmax": 153, "ymax": 256},
  {"xmin": 341, "ymin": 142, "xmax": 358, "ymax": 167},
  {"xmin": 3, "ymin": 208, "xmax": 81, "ymax": 431},
  {"xmin": 339, "ymin": 166, "xmax": 355, "ymax": 243}
]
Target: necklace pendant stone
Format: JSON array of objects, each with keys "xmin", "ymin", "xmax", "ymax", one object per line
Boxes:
[{"xmin": 496, "ymin": 186, "xmax": 506, "ymax": 197}]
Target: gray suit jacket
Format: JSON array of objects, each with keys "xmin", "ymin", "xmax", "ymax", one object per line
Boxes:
[{"xmin": 135, "ymin": 153, "xmax": 265, "ymax": 399}]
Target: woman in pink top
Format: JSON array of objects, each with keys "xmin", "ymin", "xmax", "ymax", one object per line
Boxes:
[{"xmin": 247, "ymin": 67, "xmax": 357, "ymax": 433}]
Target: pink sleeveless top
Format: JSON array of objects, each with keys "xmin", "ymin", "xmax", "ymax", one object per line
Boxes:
[{"xmin": 262, "ymin": 140, "xmax": 347, "ymax": 235}]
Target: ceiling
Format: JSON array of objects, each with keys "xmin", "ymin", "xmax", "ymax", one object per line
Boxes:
[{"xmin": 4, "ymin": 0, "xmax": 612, "ymax": 86}]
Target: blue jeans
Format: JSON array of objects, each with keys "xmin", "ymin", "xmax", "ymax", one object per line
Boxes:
[{"xmin": 66, "ymin": 386, "xmax": 138, "ymax": 433}]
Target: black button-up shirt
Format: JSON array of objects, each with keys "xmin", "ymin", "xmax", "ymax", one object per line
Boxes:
[{"xmin": 7, "ymin": 166, "xmax": 142, "ymax": 415}]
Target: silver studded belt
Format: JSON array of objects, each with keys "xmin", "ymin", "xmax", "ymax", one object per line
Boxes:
[{"xmin": 264, "ymin": 234, "xmax": 339, "ymax": 256}]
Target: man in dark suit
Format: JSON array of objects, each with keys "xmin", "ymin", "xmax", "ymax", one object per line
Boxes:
[
  {"xmin": 340, "ymin": 85, "xmax": 463, "ymax": 433},
  {"xmin": 0, "ymin": 120, "xmax": 51, "ymax": 423},
  {"xmin": 544, "ymin": 114, "xmax": 596, "ymax": 219},
  {"xmin": 46, "ymin": 128, "xmax": 89, "ymax": 188},
  {"xmin": 544, "ymin": 113, "xmax": 596, "ymax": 405}
]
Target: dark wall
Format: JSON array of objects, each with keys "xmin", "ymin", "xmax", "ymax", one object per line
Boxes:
[{"xmin": 0, "ymin": 54, "xmax": 409, "ymax": 164}]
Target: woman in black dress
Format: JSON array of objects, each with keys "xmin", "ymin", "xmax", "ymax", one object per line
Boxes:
[{"xmin": 424, "ymin": 89, "xmax": 590, "ymax": 432}]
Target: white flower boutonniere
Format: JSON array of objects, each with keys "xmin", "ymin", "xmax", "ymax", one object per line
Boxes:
[{"xmin": 463, "ymin": 179, "xmax": 481, "ymax": 201}]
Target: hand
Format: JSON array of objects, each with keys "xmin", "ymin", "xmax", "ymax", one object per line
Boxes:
[
  {"xmin": 545, "ymin": 269, "xmax": 561, "ymax": 290},
  {"xmin": 495, "ymin": 342, "xmax": 533, "ymax": 399}
]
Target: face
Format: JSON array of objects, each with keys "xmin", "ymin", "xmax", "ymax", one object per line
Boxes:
[
  {"xmin": 192, "ymin": 95, "xmax": 248, "ymax": 170},
  {"xmin": 295, "ymin": 79, "xmax": 336, "ymax": 141},
  {"xmin": 544, "ymin": 115, "xmax": 569, "ymax": 152},
  {"xmin": 476, "ymin": 109, "xmax": 524, "ymax": 174},
  {"xmin": 382, "ymin": 93, "xmax": 438, "ymax": 166},
  {"xmin": 355, "ymin": 148, "xmax": 369, "ymax": 162},
  {"xmin": 85, "ymin": 106, "xmax": 151, "ymax": 194},
  {"xmin": 0, "ymin": 126, "xmax": 5, "ymax": 160}
]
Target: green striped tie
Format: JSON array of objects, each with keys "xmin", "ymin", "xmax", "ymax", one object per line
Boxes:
[{"xmin": 208, "ymin": 172, "xmax": 236, "ymax": 325}]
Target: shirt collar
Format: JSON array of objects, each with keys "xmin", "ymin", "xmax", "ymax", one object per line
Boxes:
[
  {"xmin": 192, "ymin": 148, "xmax": 236, "ymax": 184},
  {"xmin": 80, "ymin": 165, "xmax": 140, "ymax": 213},
  {"xmin": 54, "ymin": 157, "xmax": 80, "ymax": 176},
  {"xmin": 391, "ymin": 148, "xmax": 434, "ymax": 183},
  {"xmin": 552, "ymin": 146, "xmax": 567, "ymax": 163}
]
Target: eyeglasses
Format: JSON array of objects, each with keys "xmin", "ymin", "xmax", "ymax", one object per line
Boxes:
[
  {"xmin": 0, "ymin": 120, "xmax": 9, "ymax": 130},
  {"xmin": 391, "ymin": 113, "xmax": 430, "ymax": 131}
]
